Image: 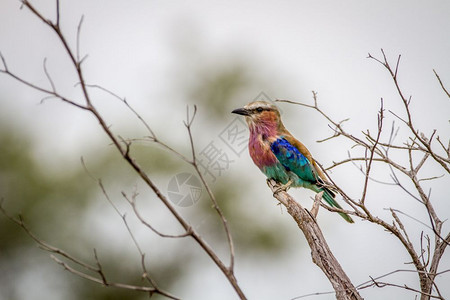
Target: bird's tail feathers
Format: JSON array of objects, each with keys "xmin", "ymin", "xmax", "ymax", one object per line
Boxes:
[{"xmin": 315, "ymin": 186, "xmax": 354, "ymax": 223}]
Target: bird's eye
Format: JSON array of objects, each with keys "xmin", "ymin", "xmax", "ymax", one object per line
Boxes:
[{"xmin": 256, "ymin": 107, "xmax": 264, "ymax": 113}]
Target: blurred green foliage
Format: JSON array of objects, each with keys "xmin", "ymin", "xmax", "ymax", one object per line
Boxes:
[
  {"xmin": 0, "ymin": 126, "xmax": 184, "ymax": 300},
  {"xmin": 189, "ymin": 63, "xmax": 252, "ymax": 119}
]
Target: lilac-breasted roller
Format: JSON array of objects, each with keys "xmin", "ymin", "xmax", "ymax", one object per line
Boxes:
[{"xmin": 232, "ymin": 101, "xmax": 354, "ymax": 223}]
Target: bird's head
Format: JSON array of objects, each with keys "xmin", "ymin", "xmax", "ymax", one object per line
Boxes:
[{"xmin": 232, "ymin": 101, "xmax": 283, "ymax": 133}]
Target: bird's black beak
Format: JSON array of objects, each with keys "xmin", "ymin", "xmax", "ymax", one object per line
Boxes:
[{"xmin": 231, "ymin": 107, "xmax": 250, "ymax": 116}]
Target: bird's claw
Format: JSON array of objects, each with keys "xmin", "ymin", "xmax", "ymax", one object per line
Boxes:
[{"xmin": 272, "ymin": 179, "xmax": 293, "ymax": 196}]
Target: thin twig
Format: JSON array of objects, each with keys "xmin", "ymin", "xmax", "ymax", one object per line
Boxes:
[
  {"xmin": 183, "ymin": 105, "xmax": 236, "ymax": 273},
  {"xmin": 76, "ymin": 15, "xmax": 84, "ymax": 64},
  {"xmin": 43, "ymin": 58, "xmax": 56, "ymax": 92},
  {"xmin": 433, "ymin": 69, "xmax": 450, "ymax": 98},
  {"xmin": 361, "ymin": 99, "xmax": 384, "ymax": 204},
  {"xmin": 122, "ymin": 191, "xmax": 193, "ymax": 239}
]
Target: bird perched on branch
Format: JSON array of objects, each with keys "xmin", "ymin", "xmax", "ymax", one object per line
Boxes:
[{"xmin": 232, "ymin": 101, "xmax": 353, "ymax": 223}]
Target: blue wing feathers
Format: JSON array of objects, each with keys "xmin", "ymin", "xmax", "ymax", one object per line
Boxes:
[
  {"xmin": 270, "ymin": 138, "xmax": 354, "ymax": 223},
  {"xmin": 270, "ymin": 138, "xmax": 316, "ymax": 182}
]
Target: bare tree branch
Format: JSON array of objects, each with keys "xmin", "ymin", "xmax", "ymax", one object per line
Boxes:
[
  {"xmin": 267, "ymin": 180, "xmax": 363, "ymax": 300},
  {"xmin": 0, "ymin": 200, "xmax": 180, "ymax": 300}
]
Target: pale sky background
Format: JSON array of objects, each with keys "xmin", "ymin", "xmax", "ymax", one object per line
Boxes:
[{"xmin": 1, "ymin": 0, "xmax": 449, "ymax": 299}]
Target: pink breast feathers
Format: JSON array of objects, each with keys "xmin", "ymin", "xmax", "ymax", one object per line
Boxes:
[{"xmin": 248, "ymin": 132, "xmax": 278, "ymax": 169}]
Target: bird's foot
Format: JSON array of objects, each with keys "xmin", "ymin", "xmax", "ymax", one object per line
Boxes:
[{"xmin": 272, "ymin": 179, "xmax": 293, "ymax": 196}]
